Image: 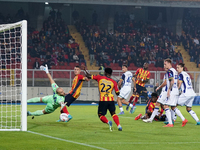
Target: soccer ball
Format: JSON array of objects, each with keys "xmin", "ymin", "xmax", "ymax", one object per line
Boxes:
[{"xmin": 59, "ymin": 113, "xmax": 69, "ymax": 122}]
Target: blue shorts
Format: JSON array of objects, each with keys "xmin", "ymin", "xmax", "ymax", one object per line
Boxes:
[{"xmin": 64, "ymin": 94, "xmax": 76, "ymax": 106}]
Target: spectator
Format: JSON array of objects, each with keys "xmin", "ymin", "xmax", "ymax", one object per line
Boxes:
[
  {"xmin": 73, "ymin": 53, "xmax": 79, "ymax": 63},
  {"xmin": 33, "ymin": 59, "xmax": 40, "ymax": 69},
  {"xmin": 99, "ymin": 63, "xmax": 104, "ymax": 76},
  {"xmin": 194, "ymin": 37, "xmax": 199, "ymax": 45},
  {"xmin": 89, "ymin": 46, "xmax": 95, "ymax": 65},
  {"xmin": 78, "ymin": 52, "xmax": 86, "ymax": 65}
]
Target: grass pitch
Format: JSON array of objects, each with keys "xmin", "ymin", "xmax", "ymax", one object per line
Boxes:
[{"xmin": 1, "ymin": 105, "xmax": 200, "ymax": 150}]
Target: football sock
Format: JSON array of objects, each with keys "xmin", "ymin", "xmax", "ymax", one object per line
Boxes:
[
  {"xmin": 112, "ymin": 114, "xmax": 120, "ymax": 126},
  {"xmin": 150, "ymin": 107, "xmax": 159, "ymax": 121},
  {"xmin": 129, "ymin": 95, "xmax": 134, "ymax": 103},
  {"xmin": 119, "ymin": 107, "xmax": 124, "ymax": 112},
  {"xmin": 188, "ymin": 110, "xmax": 200, "ymax": 122},
  {"xmin": 129, "ymin": 103, "xmax": 133, "ymax": 108},
  {"xmin": 174, "ymin": 108, "xmax": 185, "ymax": 121},
  {"xmin": 165, "ymin": 108, "xmax": 172, "ymax": 124},
  {"xmin": 30, "ymin": 110, "xmax": 44, "ymax": 116},
  {"xmin": 171, "ymin": 109, "xmax": 176, "ymax": 121},
  {"xmin": 27, "ymin": 97, "xmax": 40, "ymax": 103},
  {"xmin": 133, "ymin": 96, "xmax": 139, "ymax": 106},
  {"xmin": 61, "ymin": 106, "xmax": 69, "ymax": 115},
  {"xmin": 100, "ymin": 115, "xmax": 109, "ymax": 124}
]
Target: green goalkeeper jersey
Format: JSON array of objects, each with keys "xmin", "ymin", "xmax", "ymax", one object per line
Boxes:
[{"xmin": 51, "ymin": 83, "xmax": 65, "ymax": 109}]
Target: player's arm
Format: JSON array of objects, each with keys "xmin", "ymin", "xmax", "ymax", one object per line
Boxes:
[
  {"xmin": 178, "ymin": 74, "xmax": 183, "ymax": 89},
  {"xmin": 156, "ymin": 80, "xmax": 167, "ymax": 91},
  {"xmin": 178, "ymin": 74, "xmax": 183, "ymax": 94},
  {"xmin": 142, "ymin": 72, "xmax": 150, "ymax": 83},
  {"xmin": 118, "ymin": 74, "xmax": 125, "ymax": 88},
  {"xmin": 40, "ymin": 64, "xmax": 55, "ymax": 84},
  {"xmin": 82, "ymin": 65, "xmax": 92, "ymax": 79},
  {"xmin": 114, "ymin": 81, "xmax": 120, "ymax": 96},
  {"xmin": 167, "ymin": 70, "xmax": 174, "ymax": 96},
  {"xmin": 132, "ymin": 77, "xmax": 136, "ymax": 91}
]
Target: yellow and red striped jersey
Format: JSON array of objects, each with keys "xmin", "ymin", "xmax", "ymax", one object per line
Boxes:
[
  {"xmin": 69, "ymin": 74, "xmax": 85, "ymax": 99},
  {"xmin": 135, "ymin": 68, "xmax": 150, "ymax": 87},
  {"xmin": 91, "ymin": 75, "xmax": 119, "ymax": 101}
]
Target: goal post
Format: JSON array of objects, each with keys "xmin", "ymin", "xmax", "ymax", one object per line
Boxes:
[{"xmin": 0, "ymin": 20, "xmax": 27, "ymax": 131}]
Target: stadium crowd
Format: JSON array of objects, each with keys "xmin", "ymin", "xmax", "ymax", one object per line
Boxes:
[
  {"xmin": 182, "ymin": 9, "xmax": 200, "ymax": 67},
  {"xmin": 0, "ymin": 8, "xmax": 86, "ymax": 70},
  {"xmin": 75, "ymin": 12, "xmax": 185, "ymax": 70},
  {"xmin": 2, "ymin": 8, "xmax": 200, "ymax": 71}
]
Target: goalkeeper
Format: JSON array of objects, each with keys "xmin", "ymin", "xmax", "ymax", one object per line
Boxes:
[{"xmin": 27, "ymin": 65, "xmax": 67, "ymax": 117}]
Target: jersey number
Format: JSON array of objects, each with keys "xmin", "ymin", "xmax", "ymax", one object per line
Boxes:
[
  {"xmin": 100, "ymin": 83, "xmax": 111, "ymax": 92},
  {"xmin": 186, "ymin": 77, "xmax": 191, "ymax": 86},
  {"xmin": 126, "ymin": 76, "xmax": 132, "ymax": 83}
]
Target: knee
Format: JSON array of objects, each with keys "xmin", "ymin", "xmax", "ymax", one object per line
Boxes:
[
  {"xmin": 110, "ymin": 112, "xmax": 115, "ymax": 116},
  {"xmin": 186, "ymin": 107, "xmax": 191, "ymax": 112},
  {"xmin": 98, "ymin": 114, "xmax": 102, "ymax": 118}
]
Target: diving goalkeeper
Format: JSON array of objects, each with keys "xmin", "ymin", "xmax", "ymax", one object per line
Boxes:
[{"xmin": 27, "ymin": 65, "xmax": 67, "ymax": 117}]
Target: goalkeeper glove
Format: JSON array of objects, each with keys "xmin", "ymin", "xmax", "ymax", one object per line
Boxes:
[
  {"xmin": 40, "ymin": 64, "xmax": 49, "ymax": 74},
  {"xmin": 60, "ymin": 102, "xmax": 67, "ymax": 111}
]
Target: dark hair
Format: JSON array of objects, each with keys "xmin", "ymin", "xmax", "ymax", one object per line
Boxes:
[
  {"xmin": 75, "ymin": 65, "xmax": 80, "ymax": 69},
  {"xmin": 178, "ymin": 63, "xmax": 185, "ymax": 71},
  {"xmin": 122, "ymin": 64, "xmax": 128, "ymax": 68},
  {"xmin": 164, "ymin": 58, "xmax": 172, "ymax": 64},
  {"xmin": 105, "ymin": 68, "xmax": 112, "ymax": 75},
  {"xmin": 151, "ymin": 92, "xmax": 158, "ymax": 97}
]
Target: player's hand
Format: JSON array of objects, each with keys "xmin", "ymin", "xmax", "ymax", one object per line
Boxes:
[
  {"xmin": 81, "ymin": 64, "xmax": 86, "ymax": 70},
  {"xmin": 60, "ymin": 102, "xmax": 67, "ymax": 111},
  {"xmin": 40, "ymin": 64, "xmax": 49, "ymax": 74},
  {"xmin": 156, "ymin": 87, "xmax": 159, "ymax": 92},
  {"xmin": 85, "ymin": 77, "xmax": 90, "ymax": 81},
  {"xmin": 134, "ymin": 87, "xmax": 137, "ymax": 92}
]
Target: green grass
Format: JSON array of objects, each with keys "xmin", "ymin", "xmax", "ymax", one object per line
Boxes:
[{"xmin": 1, "ymin": 105, "xmax": 200, "ymax": 150}]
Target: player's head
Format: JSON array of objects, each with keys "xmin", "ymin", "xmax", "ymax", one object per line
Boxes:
[
  {"xmin": 143, "ymin": 62, "xmax": 148, "ymax": 70},
  {"xmin": 151, "ymin": 92, "xmax": 158, "ymax": 103},
  {"xmin": 105, "ymin": 68, "xmax": 112, "ymax": 77},
  {"xmin": 164, "ymin": 58, "xmax": 172, "ymax": 70},
  {"xmin": 74, "ymin": 66, "xmax": 81, "ymax": 75},
  {"xmin": 177, "ymin": 63, "xmax": 185, "ymax": 73},
  {"xmin": 122, "ymin": 64, "xmax": 128, "ymax": 73},
  {"xmin": 56, "ymin": 87, "xmax": 65, "ymax": 96}
]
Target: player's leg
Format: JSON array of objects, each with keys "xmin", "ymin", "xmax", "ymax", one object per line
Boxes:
[
  {"xmin": 27, "ymin": 97, "xmax": 42, "ymax": 103},
  {"xmin": 143, "ymin": 102, "xmax": 161, "ymax": 123},
  {"xmin": 27, "ymin": 96, "xmax": 52, "ymax": 116},
  {"xmin": 185, "ymin": 96, "xmax": 200, "ymax": 125},
  {"xmin": 109, "ymin": 101, "xmax": 122, "ymax": 131},
  {"xmin": 163, "ymin": 105, "xmax": 173, "ymax": 127},
  {"xmin": 57, "ymin": 94, "xmax": 75, "ymax": 122},
  {"xmin": 174, "ymin": 94, "xmax": 188, "ymax": 126},
  {"xmin": 172, "ymin": 106, "xmax": 188, "ymax": 127},
  {"xmin": 27, "ymin": 103, "xmax": 54, "ymax": 116},
  {"xmin": 117, "ymin": 96, "xmax": 124, "ymax": 115},
  {"xmin": 98, "ymin": 101, "xmax": 112, "ymax": 131}
]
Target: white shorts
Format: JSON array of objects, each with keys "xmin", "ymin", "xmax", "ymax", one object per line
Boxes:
[
  {"xmin": 178, "ymin": 94, "xmax": 195, "ymax": 108},
  {"xmin": 164, "ymin": 94, "xmax": 178, "ymax": 106},
  {"xmin": 157, "ymin": 91, "xmax": 167, "ymax": 105},
  {"xmin": 118, "ymin": 87, "xmax": 131, "ymax": 100}
]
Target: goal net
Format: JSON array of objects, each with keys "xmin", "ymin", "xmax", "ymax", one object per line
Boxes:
[{"xmin": 0, "ymin": 20, "xmax": 27, "ymax": 131}]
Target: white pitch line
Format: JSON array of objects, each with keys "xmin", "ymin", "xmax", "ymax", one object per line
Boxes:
[
  {"xmin": 86, "ymin": 142, "xmax": 200, "ymax": 145},
  {"xmin": 118, "ymin": 116, "xmax": 135, "ymax": 119},
  {"xmin": 27, "ymin": 131, "xmax": 108, "ymax": 150}
]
